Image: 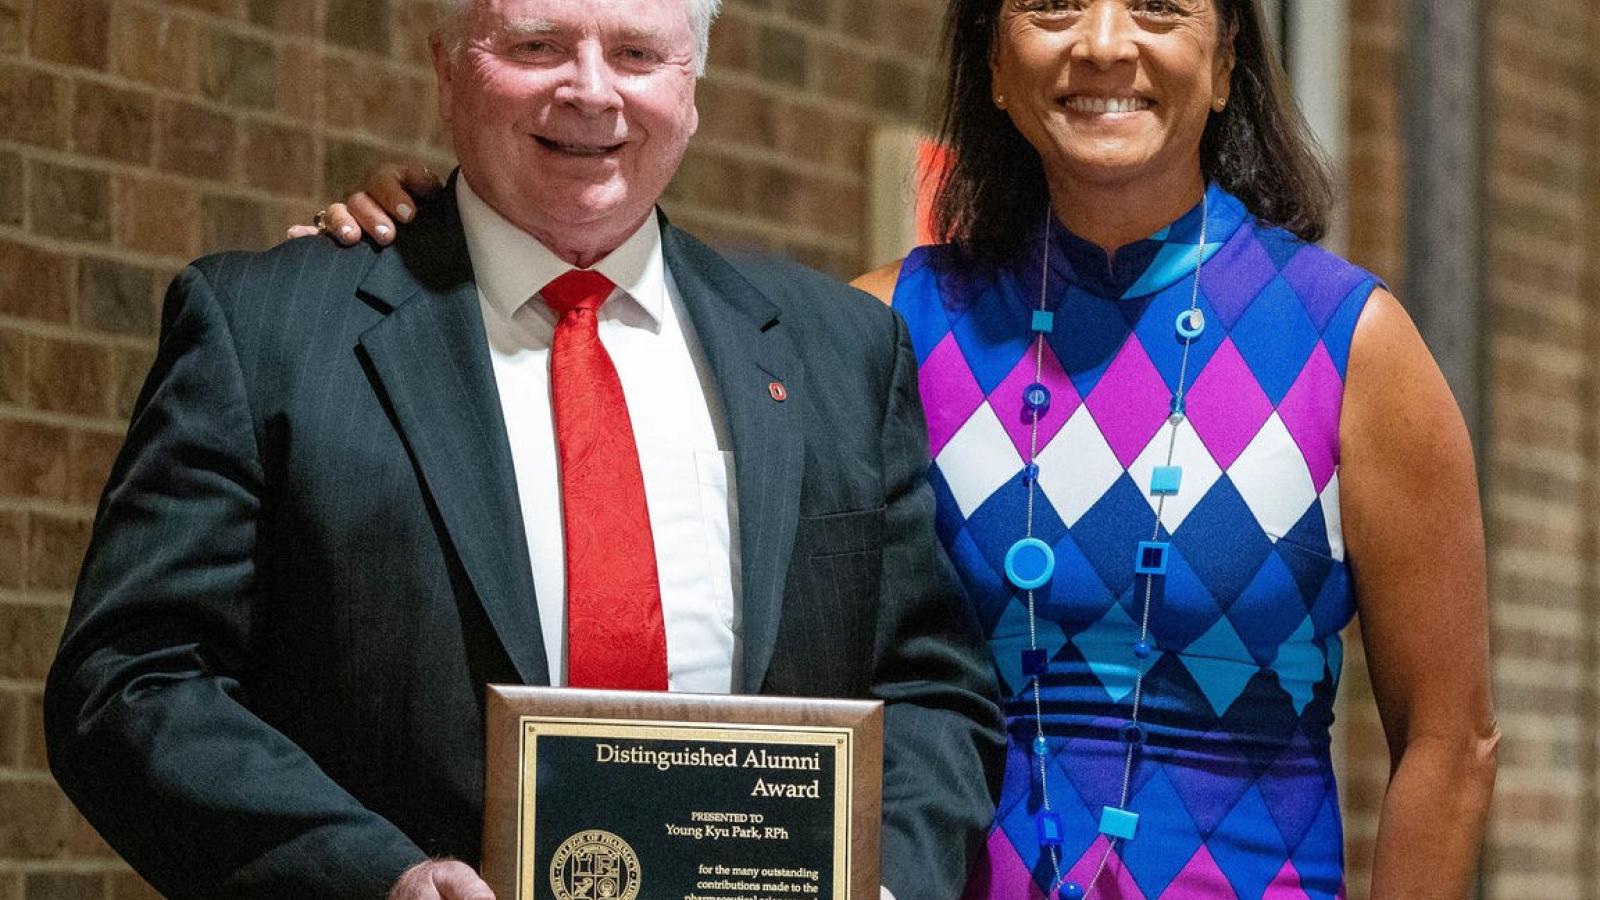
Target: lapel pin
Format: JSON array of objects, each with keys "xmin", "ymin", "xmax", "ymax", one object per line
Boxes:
[{"xmin": 768, "ymin": 381, "xmax": 787, "ymax": 402}]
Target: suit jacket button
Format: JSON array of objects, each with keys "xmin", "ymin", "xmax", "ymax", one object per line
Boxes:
[{"xmin": 768, "ymin": 381, "xmax": 787, "ymax": 402}]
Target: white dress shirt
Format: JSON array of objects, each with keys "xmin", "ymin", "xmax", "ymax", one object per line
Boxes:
[{"xmin": 457, "ymin": 176, "xmax": 741, "ymax": 693}]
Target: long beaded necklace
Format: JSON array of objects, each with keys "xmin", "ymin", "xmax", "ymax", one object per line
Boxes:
[{"xmin": 1004, "ymin": 194, "xmax": 1210, "ymax": 900}]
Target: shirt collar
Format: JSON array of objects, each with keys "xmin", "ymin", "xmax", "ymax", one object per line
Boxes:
[{"xmin": 456, "ymin": 174, "xmax": 667, "ymax": 327}]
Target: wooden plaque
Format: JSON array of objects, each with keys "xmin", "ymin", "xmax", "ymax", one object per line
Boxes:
[{"xmin": 483, "ymin": 686, "xmax": 883, "ymax": 900}]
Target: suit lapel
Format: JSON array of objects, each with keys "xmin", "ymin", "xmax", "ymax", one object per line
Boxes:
[
  {"xmin": 355, "ymin": 189, "xmax": 548, "ymax": 685},
  {"xmin": 662, "ymin": 222, "xmax": 805, "ymax": 694}
]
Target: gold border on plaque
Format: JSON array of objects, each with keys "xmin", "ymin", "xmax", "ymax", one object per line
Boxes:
[{"xmin": 516, "ymin": 717, "xmax": 853, "ymax": 900}]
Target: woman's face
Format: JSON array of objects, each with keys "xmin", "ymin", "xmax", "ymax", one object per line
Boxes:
[{"xmin": 992, "ymin": 0, "xmax": 1234, "ymax": 192}]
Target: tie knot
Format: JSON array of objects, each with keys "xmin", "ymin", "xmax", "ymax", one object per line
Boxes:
[{"xmin": 540, "ymin": 269, "xmax": 616, "ymax": 316}]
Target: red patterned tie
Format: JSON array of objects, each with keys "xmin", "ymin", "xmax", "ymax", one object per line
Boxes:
[{"xmin": 540, "ymin": 269, "xmax": 668, "ymax": 690}]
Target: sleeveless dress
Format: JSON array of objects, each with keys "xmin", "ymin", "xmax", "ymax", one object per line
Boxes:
[{"xmin": 892, "ymin": 185, "xmax": 1380, "ymax": 900}]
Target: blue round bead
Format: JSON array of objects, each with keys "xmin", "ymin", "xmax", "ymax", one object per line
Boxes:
[
  {"xmin": 1121, "ymin": 722, "xmax": 1145, "ymax": 745},
  {"xmin": 1033, "ymin": 735, "xmax": 1049, "ymax": 757},
  {"xmin": 1176, "ymin": 308, "xmax": 1206, "ymax": 340},
  {"xmin": 1005, "ymin": 538, "xmax": 1056, "ymax": 591},
  {"xmin": 1133, "ymin": 640, "xmax": 1152, "ymax": 659},
  {"xmin": 1023, "ymin": 462, "xmax": 1041, "ymax": 483},
  {"xmin": 1063, "ymin": 883, "xmax": 1085, "ymax": 899},
  {"xmin": 1023, "ymin": 382, "xmax": 1051, "ymax": 412}
]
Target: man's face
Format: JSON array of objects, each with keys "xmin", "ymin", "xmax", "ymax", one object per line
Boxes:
[{"xmin": 434, "ymin": 0, "xmax": 700, "ymax": 249}]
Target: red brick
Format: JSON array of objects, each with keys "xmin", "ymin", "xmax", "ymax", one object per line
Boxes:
[
  {"xmin": 164, "ymin": 0, "xmax": 242, "ymax": 17},
  {"xmin": 0, "ymin": 689, "xmax": 17, "ymax": 766},
  {"xmin": 28, "ymin": 0, "xmax": 107, "ymax": 69},
  {"xmin": 248, "ymin": 0, "xmax": 316, "ymax": 35},
  {"xmin": 707, "ymin": 11, "xmax": 753, "ymax": 73},
  {"xmin": 392, "ymin": 0, "xmax": 440, "ymax": 66},
  {"xmin": 323, "ymin": 54, "xmax": 428, "ymax": 144},
  {"xmin": 0, "ymin": 65, "xmax": 67, "ymax": 150},
  {"xmin": 201, "ymin": 29, "xmax": 276, "ymax": 111},
  {"xmin": 0, "ymin": 149, "xmax": 21, "ymax": 227},
  {"xmin": 0, "ymin": 419, "xmax": 68, "ymax": 502},
  {"xmin": 19, "ymin": 690, "xmax": 44, "ymax": 771},
  {"xmin": 0, "ymin": 510, "xmax": 23, "ymax": 589},
  {"xmin": 0, "ymin": 601, "xmax": 66, "ymax": 679},
  {"xmin": 0, "ymin": 329, "xmax": 22, "ymax": 406},
  {"xmin": 200, "ymin": 193, "xmax": 271, "ymax": 254},
  {"xmin": 67, "ymin": 429, "xmax": 120, "ymax": 507},
  {"xmin": 109, "ymin": 4, "xmax": 198, "ymax": 93},
  {"xmin": 0, "ymin": 782, "xmax": 77, "ymax": 858},
  {"xmin": 276, "ymin": 42, "xmax": 320, "ymax": 123},
  {"xmin": 241, "ymin": 119, "xmax": 318, "ymax": 198},
  {"xmin": 28, "ymin": 161, "xmax": 111, "ymax": 243},
  {"xmin": 78, "ymin": 258, "xmax": 156, "ymax": 338},
  {"xmin": 0, "ymin": 240, "xmax": 73, "ymax": 324},
  {"xmin": 71, "ymin": 80, "xmax": 156, "ymax": 166},
  {"xmin": 25, "ymin": 514, "xmax": 89, "ymax": 593},
  {"xmin": 325, "ymin": 0, "xmax": 391, "ymax": 55},
  {"xmin": 155, "ymin": 99, "xmax": 237, "ymax": 181},
  {"xmin": 23, "ymin": 873, "xmax": 102, "ymax": 900},
  {"xmin": 26, "ymin": 336, "xmax": 113, "ymax": 419},
  {"xmin": 0, "ymin": 0, "xmax": 22, "ymax": 55},
  {"xmin": 112, "ymin": 175, "xmax": 200, "ymax": 259}
]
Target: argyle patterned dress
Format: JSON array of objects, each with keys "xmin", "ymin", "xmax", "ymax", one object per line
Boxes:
[{"xmin": 892, "ymin": 185, "xmax": 1380, "ymax": 900}]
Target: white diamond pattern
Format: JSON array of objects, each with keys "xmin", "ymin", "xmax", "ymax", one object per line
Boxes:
[
  {"xmin": 1128, "ymin": 417, "xmax": 1224, "ymax": 532},
  {"xmin": 1227, "ymin": 412, "xmax": 1318, "ymax": 543},
  {"xmin": 1321, "ymin": 471, "xmax": 1345, "ymax": 562},
  {"xmin": 1035, "ymin": 405, "xmax": 1125, "ymax": 527},
  {"xmin": 933, "ymin": 401, "xmax": 1022, "ymax": 518}
]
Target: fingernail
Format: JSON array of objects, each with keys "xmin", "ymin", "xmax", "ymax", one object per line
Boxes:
[
  {"xmin": 339, "ymin": 225, "xmax": 356, "ymax": 239},
  {"xmin": 396, "ymin": 204, "xmax": 413, "ymax": 222},
  {"xmin": 375, "ymin": 224, "xmax": 392, "ymax": 238}
]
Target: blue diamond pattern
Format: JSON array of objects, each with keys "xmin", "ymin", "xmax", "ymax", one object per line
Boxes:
[{"xmin": 1230, "ymin": 276, "xmax": 1322, "ymax": 404}]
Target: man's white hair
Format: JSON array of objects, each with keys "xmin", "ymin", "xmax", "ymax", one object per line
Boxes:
[{"xmin": 441, "ymin": 0, "xmax": 723, "ymax": 76}]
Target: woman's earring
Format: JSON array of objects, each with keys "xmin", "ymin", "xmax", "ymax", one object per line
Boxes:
[
  {"xmin": 995, "ymin": 94, "xmax": 1008, "ymax": 109},
  {"xmin": 1214, "ymin": 96, "xmax": 1228, "ymax": 111}
]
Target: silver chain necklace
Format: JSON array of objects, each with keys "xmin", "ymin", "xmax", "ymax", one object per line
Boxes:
[{"xmin": 1009, "ymin": 193, "xmax": 1210, "ymax": 900}]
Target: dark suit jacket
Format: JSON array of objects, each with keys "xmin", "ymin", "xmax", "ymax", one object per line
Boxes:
[{"xmin": 45, "ymin": 188, "xmax": 1003, "ymax": 900}]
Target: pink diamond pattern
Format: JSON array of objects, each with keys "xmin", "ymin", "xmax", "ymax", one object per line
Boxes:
[
  {"xmin": 1084, "ymin": 338, "xmax": 1171, "ymax": 468},
  {"xmin": 963, "ymin": 828, "xmax": 1048, "ymax": 900},
  {"xmin": 919, "ymin": 332, "xmax": 987, "ymax": 457},
  {"xmin": 1185, "ymin": 338, "xmax": 1273, "ymax": 471},
  {"xmin": 1276, "ymin": 343, "xmax": 1343, "ymax": 493},
  {"xmin": 1065, "ymin": 837, "xmax": 1147, "ymax": 900},
  {"xmin": 990, "ymin": 341, "xmax": 1082, "ymax": 460},
  {"xmin": 1262, "ymin": 861, "xmax": 1311, "ymax": 899},
  {"xmin": 1167, "ymin": 846, "xmax": 1239, "ymax": 898}
]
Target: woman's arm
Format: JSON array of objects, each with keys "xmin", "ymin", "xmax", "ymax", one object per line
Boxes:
[{"xmin": 1340, "ymin": 288, "xmax": 1500, "ymax": 899}]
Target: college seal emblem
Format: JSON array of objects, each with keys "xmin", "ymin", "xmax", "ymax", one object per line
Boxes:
[{"xmin": 548, "ymin": 829, "xmax": 642, "ymax": 900}]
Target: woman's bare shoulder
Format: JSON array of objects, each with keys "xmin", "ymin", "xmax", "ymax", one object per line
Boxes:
[{"xmin": 849, "ymin": 259, "xmax": 905, "ymax": 306}]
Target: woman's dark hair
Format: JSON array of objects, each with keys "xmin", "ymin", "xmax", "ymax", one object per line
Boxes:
[{"xmin": 932, "ymin": 0, "xmax": 1333, "ymax": 264}]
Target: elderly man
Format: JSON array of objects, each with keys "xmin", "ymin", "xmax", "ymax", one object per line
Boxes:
[{"xmin": 43, "ymin": 0, "xmax": 1002, "ymax": 898}]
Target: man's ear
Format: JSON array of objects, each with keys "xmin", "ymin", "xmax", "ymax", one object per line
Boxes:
[{"xmin": 431, "ymin": 31, "xmax": 455, "ymax": 125}]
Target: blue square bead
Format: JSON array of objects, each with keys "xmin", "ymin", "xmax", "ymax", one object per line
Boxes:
[
  {"xmin": 1098, "ymin": 807, "xmax": 1140, "ymax": 841},
  {"xmin": 1037, "ymin": 811, "xmax": 1065, "ymax": 846},
  {"xmin": 1150, "ymin": 466, "xmax": 1183, "ymax": 496},
  {"xmin": 1031, "ymin": 310, "xmax": 1055, "ymax": 334},
  {"xmin": 1021, "ymin": 649, "xmax": 1049, "ymax": 676},
  {"xmin": 1134, "ymin": 541, "xmax": 1170, "ymax": 575}
]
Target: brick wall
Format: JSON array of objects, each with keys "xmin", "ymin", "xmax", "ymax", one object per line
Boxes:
[
  {"xmin": 1340, "ymin": 1, "xmax": 1600, "ymax": 899},
  {"xmin": 0, "ymin": 0, "xmax": 939, "ymax": 896},
  {"xmin": 1479, "ymin": 0, "xmax": 1600, "ymax": 896}
]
